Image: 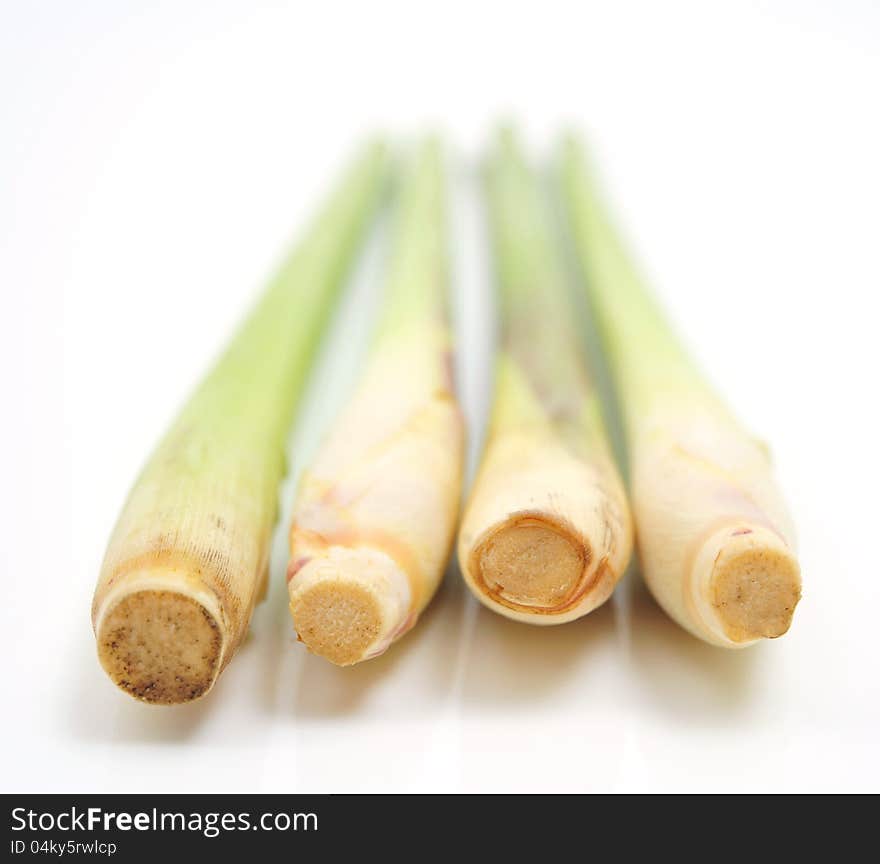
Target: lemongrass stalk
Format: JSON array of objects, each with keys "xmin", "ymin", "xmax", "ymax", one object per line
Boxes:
[
  {"xmin": 456, "ymin": 131, "xmax": 632, "ymax": 624},
  {"xmin": 560, "ymin": 136, "xmax": 801, "ymax": 647},
  {"xmin": 287, "ymin": 140, "xmax": 464, "ymax": 665},
  {"xmin": 91, "ymin": 143, "xmax": 387, "ymax": 702}
]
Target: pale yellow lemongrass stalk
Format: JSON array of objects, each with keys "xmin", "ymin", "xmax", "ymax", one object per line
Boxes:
[
  {"xmin": 560, "ymin": 136, "xmax": 801, "ymax": 647},
  {"xmin": 457, "ymin": 130, "xmax": 632, "ymax": 624},
  {"xmin": 91, "ymin": 143, "xmax": 387, "ymax": 702},
  {"xmin": 287, "ymin": 140, "xmax": 464, "ymax": 665}
]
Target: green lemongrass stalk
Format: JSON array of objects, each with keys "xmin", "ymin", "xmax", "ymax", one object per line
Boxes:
[
  {"xmin": 287, "ymin": 139, "xmax": 464, "ymax": 665},
  {"xmin": 92, "ymin": 143, "xmax": 387, "ymax": 702},
  {"xmin": 457, "ymin": 130, "xmax": 632, "ymax": 624},
  {"xmin": 560, "ymin": 136, "xmax": 801, "ymax": 647}
]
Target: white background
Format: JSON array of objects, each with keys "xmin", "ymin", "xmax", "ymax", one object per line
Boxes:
[{"xmin": 2, "ymin": 0, "xmax": 878, "ymax": 793}]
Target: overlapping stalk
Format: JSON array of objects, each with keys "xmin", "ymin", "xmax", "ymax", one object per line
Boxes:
[
  {"xmin": 457, "ymin": 131, "xmax": 632, "ymax": 623},
  {"xmin": 91, "ymin": 143, "xmax": 386, "ymax": 702},
  {"xmin": 287, "ymin": 140, "xmax": 465, "ymax": 665},
  {"xmin": 560, "ymin": 137, "xmax": 801, "ymax": 646}
]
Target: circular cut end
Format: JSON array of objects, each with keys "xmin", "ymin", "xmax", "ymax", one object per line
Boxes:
[
  {"xmin": 474, "ymin": 516, "xmax": 589, "ymax": 612},
  {"xmin": 711, "ymin": 542, "xmax": 801, "ymax": 642},
  {"xmin": 689, "ymin": 523, "xmax": 802, "ymax": 645},
  {"xmin": 292, "ymin": 581, "xmax": 383, "ymax": 666},
  {"xmin": 96, "ymin": 590, "xmax": 223, "ymax": 704},
  {"xmin": 288, "ymin": 547, "xmax": 412, "ymax": 666}
]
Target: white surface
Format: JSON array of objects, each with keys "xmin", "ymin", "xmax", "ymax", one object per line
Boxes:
[{"xmin": 2, "ymin": 0, "xmax": 879, "ymax": 793}]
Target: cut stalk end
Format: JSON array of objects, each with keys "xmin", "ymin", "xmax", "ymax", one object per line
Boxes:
[
  {"xmin": 690, "ymin": 524, "xmax": 802, "ymax": 646},
  {"xmin": 288, "ymin": 547, "xmax": 412, "ymax": 666},
  {"xmin": 468, "ymin": 513, "xmax": 606, "ymax": 617},
  {"xmin": 94, "ymin": 582, "xmax": 225, "ymax": 705}
]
